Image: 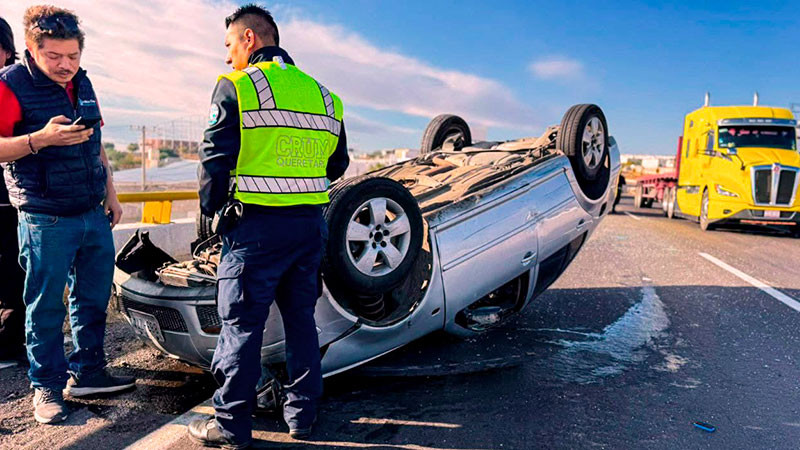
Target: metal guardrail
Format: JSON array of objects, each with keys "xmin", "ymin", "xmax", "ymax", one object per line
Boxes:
[{"xmin": 116, "ymin": 190, "xmax": 198, "ymax": 224}]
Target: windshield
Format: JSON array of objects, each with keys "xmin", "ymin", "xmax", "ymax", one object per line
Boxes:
[{"xmin": 717, "ymin": 125, "xmax": 796, "ymax": 151}]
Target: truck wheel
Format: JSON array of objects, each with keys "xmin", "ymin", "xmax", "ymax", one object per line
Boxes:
[
  {"xmin": 420, "ymin": 114, "xmax": 472, "ymax": 155},
  {"xmin": 644, "ymin": 198, "xmax": 654, "ymax": 208},
  {"xmin": 666, "ymin": 187, "xmax": 676, "ymax": 219},
  {"xmin": 322, "ymin": 177, "xmax": 424, "ymax": 296},
  {"xmin": 633, "ymin": 185, "xmax": 643, "ymax": 209},
  {"xmin": 557, "ymin": 104, "xmax": 610, "ymax": 199},
  {"xmin": 661, "ymin": 189, "xmax": 669, "ymax": 215},
  {"xmin": 700, "ymin": 190, "xmax": 714, "ymax": 231}
]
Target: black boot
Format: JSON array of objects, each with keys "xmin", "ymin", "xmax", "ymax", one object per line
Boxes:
[{"xmin": 188, "ymin": 417, "xmax": 251, "ymax": 449}]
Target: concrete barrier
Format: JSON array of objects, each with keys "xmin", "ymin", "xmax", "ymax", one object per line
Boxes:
[{"xmin": 112, "ymin": 217, "xmax": 196, "ymax": 260}]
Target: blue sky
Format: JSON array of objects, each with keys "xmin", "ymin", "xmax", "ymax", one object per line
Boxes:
[
  {"xmin": 5, "ymin": 1, "xmax": 799, "ymax": 154},
  {"xmin": 277, "ymin": 0, "xmax": 800, "ymax": 154}
]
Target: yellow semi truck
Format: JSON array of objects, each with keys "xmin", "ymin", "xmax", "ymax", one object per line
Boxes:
[{"xmin": 638, "ymin": 94, "xmax": 799, "ymax": 235}]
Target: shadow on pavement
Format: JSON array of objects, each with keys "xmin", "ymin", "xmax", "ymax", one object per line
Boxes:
[{"xmin": 33, "ymin": 283, "xmax": 800, "ymax": 449}]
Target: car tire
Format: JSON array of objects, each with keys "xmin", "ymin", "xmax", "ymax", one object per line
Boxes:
[
  {"xmin": 322, "ymin": 176, "xmax": 424, "ymax": 296},
  {"xmin": 557, "ymin": 104, "xmax": 610, "ymax": 200},
  {"xmin": 700, "ymin": 189, "xmax": 714, "ymax": 231},
  {"xmin": 196, "ymin": 213, "xmax": 214, "ymax": 241},
  {"xmin": 420, "ymin": 114, "xmax": 472, "ymax": 155}
]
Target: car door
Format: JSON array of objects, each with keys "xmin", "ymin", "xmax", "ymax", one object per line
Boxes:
[{"xmin": 434, "ymin": 165, "xmax": 575, "ymax": 322}]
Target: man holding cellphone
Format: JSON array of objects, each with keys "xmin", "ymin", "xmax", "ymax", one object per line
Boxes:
[
  {"xmin": 0, "ymin": 6, "xmax": 134, "ymax": 425},
  {"xmin": 0, "ymin": 16, "xmax": 27, "ymax": 372}
]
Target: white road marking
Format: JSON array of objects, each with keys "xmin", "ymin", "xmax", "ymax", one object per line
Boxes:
[
  {"xmin": 351, "ymin": 417, "xmax": 462, "ymax": 428},
  {"xmin": 699, "ymin": 252, "xmax": 800, "ymax": 313},
  {"xmin": 624, "ymin": 212, "xmax": 642, "ymax": 221}
]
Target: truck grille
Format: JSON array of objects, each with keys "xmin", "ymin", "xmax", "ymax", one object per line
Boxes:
[
  {"xmin": 777, "ymin": 170, "xmax": 796, "ymax": 204},
  {"xmin": 752, "ymin": 165, "xmax": 799, "ymax": 206},
  {"xmin": 121, "ymin": 297, "xmax": 188, "ymax": 332}
]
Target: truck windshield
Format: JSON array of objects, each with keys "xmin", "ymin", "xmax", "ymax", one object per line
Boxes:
[{"xmin": 718, "ymin": 126, "xmax": 796, "ymax": 151}]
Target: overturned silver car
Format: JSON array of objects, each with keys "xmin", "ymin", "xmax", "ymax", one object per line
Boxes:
[{"xmin": 113, "ymin": 104, "xmax": 620, "ymax": 379}]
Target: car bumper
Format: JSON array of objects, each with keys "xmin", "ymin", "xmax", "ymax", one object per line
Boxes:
[{"xmin": 114, "ymin": 271, "xmax": 219, "ymax": 369}]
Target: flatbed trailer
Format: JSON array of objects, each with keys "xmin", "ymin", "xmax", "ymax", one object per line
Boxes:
[{"xmin": 633, "ymin": 137, "xmax": 681, "ymax": 217}]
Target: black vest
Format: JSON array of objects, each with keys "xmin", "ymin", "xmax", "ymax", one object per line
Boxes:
[{"xmin": 0, "ymin": 53, "xmax": 105, "ymax": 216}]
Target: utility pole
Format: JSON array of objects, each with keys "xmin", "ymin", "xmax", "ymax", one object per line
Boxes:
[{"xmin": 130, "ymin": 125, "xmax": 153, "ymax": 190}]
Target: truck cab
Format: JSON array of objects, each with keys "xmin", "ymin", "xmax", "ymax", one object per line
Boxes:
[{"xmin": 676, "ymin": 103, "xmax": 799, "ymax": 232}]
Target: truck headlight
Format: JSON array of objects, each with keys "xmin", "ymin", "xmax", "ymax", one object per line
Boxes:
[{"xmin": 715, "ymin": 184, "xmax": 739, "ymax": 198}]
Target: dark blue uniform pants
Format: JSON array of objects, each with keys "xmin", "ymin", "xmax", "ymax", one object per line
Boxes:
[{"xmin": 211, "ymin": 208, "xmax": 326, "ymax": 443}]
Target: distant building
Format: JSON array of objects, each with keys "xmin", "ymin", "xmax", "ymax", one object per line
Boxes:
[
  {"xmin": 344, "ymin": 148, "xmax": 419, "ymax": 179},
  {"xmin": 621, "ymin": 154, "xmax": 676, "ymax": 175},
  {"xmin": 143, "ymin": 138, "xmax": 201, "ymax": 168}
]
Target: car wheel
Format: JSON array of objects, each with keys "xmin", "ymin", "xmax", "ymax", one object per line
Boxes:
[
  {"xmin": 420, "ymin": 114, "xmax": 472, "ymax": 155},
  {"xmin": 322, "ymin": 177, "xmax": 424, "ymax": 296},
  {"xmin": 557, "ymin": 104, "xmax": 610, "ymax": 200},
  {"xmin": 700, "ymin": 189, "xmax": 714, "ymax": 231},
  {"xmin": 196, "ymin": 213, "xmax": 214, "ymax": 241}
]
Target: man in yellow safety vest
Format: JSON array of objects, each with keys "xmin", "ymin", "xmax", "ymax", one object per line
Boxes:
[{"xmin": 189, "ymin": 5, "xmax": 349, "ymax": 448}]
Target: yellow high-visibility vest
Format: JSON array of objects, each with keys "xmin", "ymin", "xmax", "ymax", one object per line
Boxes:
[{"xmin": 220, "ymin": 57, "xmax": 343, "ymax": 206}]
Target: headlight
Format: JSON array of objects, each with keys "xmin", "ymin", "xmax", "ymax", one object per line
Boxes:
[{"xmin": 715, "ymin": 184, "xmax": 739, "ymax": 198}]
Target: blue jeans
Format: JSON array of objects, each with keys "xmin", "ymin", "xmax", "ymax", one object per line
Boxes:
[
  {"xmin": 211, "ymin": 208, "xmax": 326, "ymax": 443},
  {"xmin": 17, "ymin": 205, "xmax": 115, "ymax": 390}
]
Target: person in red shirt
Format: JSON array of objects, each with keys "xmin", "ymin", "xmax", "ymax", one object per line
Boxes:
[
  {"xmin": 0, "ymin": 6, "xmax": 134, "ymax": 425},
  {"xmin": 0, "ymin": 16, "xmax": 27, "ymax": 372}
]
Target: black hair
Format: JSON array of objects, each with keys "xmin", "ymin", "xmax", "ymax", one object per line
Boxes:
[
  {"xmin": 23, "ymin": 5, "xmax": 85, "ymax": 51},
  {"xmin": 225, "ymin": 4, "xmax": 279, "ymax": 46},
  {"xmin": 0, "ymin": 17, "xmax": 17, "ymax": 66}
]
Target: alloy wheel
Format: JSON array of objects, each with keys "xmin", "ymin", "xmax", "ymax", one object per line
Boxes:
[
  {"xmin": 346, "ymin": 197, "xmax": 412, "ymax": 277},
  {"xmin": 582, "ymin": 117, "xmax": 605, "ymax": 171}
]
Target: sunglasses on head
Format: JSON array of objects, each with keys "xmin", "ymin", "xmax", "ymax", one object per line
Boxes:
[{"xmin": 32, "ymin": 15, "xmax": 79, "ymax": 34}]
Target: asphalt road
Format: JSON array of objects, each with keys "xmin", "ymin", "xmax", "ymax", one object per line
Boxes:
[{"xmin": 2, "ymin": 195, "xmax": 800, "ymax": 449}]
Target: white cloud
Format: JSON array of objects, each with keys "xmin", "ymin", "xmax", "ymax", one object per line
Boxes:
[
  {"xmin": 528, "ymin": 56, "xmax": 586, "ymax": 81},
  {"xmin": 3, "ymin": 1, "xmax": 540, "ymax": 147},
  {"xmin": 4, "ymin": 0, "xmax": 234, "ymax": 120},
  {"xmin": 280, "ymin": 19, "xmax": 537, "ymax": 130},
  {"xmin": 345, "ymin": 112, "xmax": 416, "ymax": 136}
]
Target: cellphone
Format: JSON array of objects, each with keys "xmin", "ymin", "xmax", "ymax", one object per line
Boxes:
[{"xmin": 73, "ymin": 116, "xmax": 101, "ymax": 128}]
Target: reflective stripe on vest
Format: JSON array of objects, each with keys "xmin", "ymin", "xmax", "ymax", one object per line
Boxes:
[
  {"xmin": 243, "ymin": 66, "xmax": 276, "ymax": 109},
  {"xmin": 317, "ymin": 82, "xmax": 336, "ymax": 117},
  {"xmin": 220, "ymin": 60, "xmax": 343, "ymax": 207},
  {"xmin": 241, "ymin": 110, "xmax": 341, "ymax": 136},
  {"xmin": 237, "ymin": 175, "xmax": 327, "ymax": 194}
]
